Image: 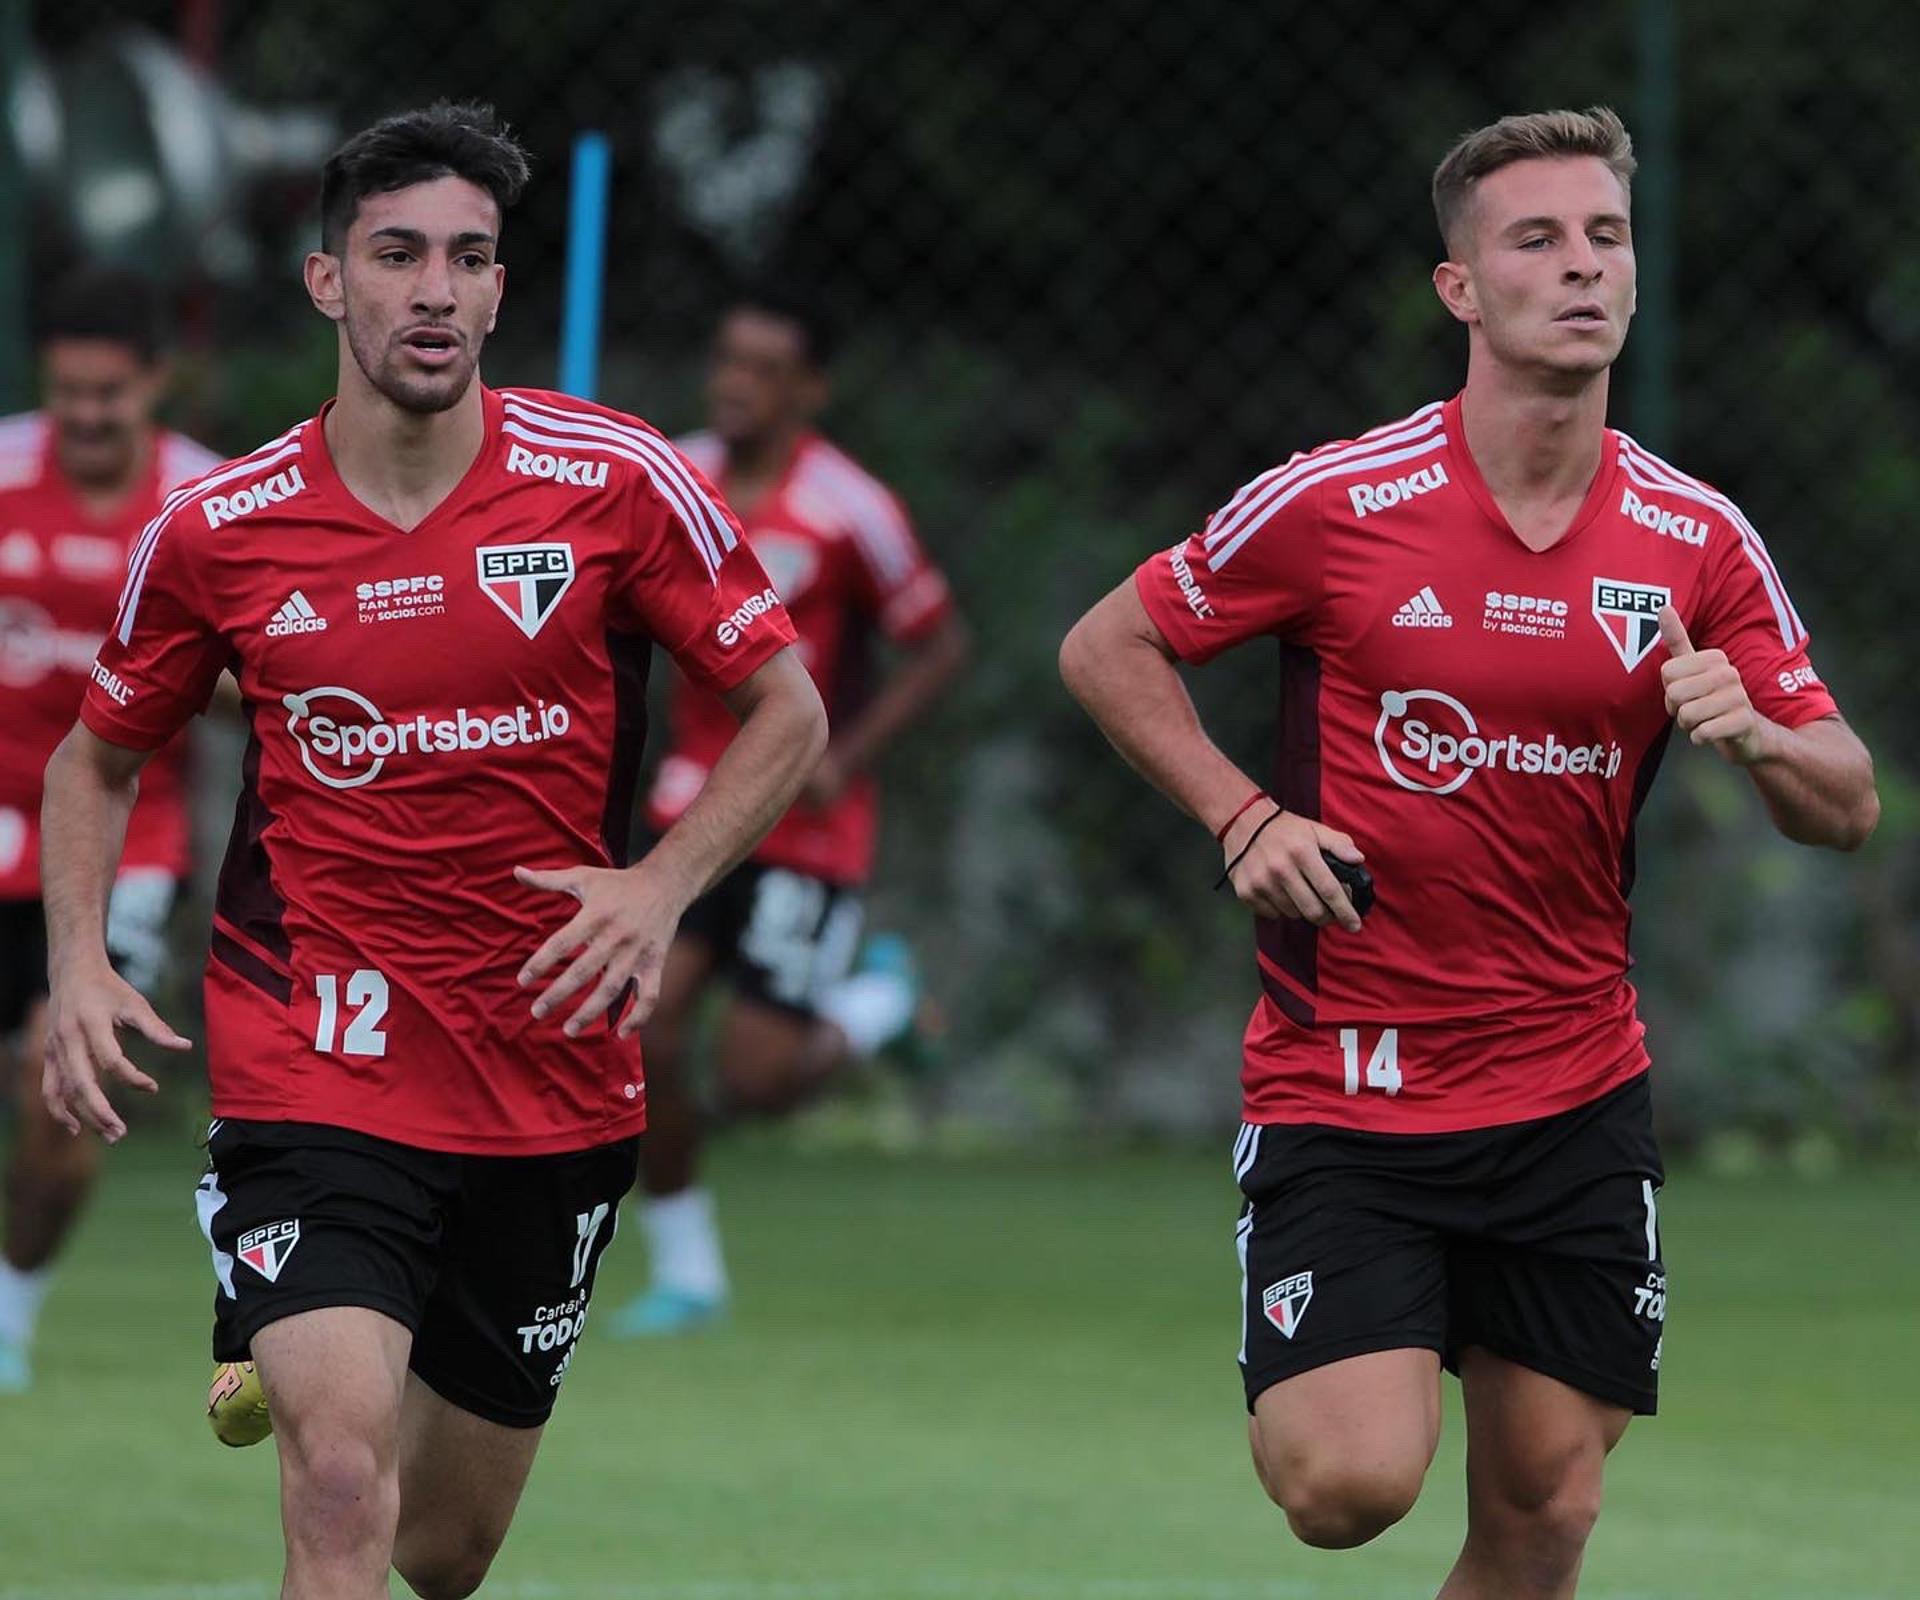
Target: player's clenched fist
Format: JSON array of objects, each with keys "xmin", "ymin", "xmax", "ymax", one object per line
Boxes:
[
  {"xmin": 1221, "ymin": 805, "xmax": 1367, "ymax": 933},
  {"xmin": 515, "ymin": 863, "xmax": 688, "ymax": 1038},
  {"xmin": 1657, "ymin": 605, "xmax": 1766, "ymax": 765}
]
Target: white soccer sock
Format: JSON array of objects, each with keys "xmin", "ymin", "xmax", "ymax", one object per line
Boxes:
[
  {"xmin": 817, "ymin": 970, "xmax": 915, "ymax": 1058},
  {"xmin": 0, "ymin": 1260, "xmax": 51, "ymax": 1346},
  {"xmin": 640, "ymin": 1187, "xmax": 728, "ymax": 1301}
]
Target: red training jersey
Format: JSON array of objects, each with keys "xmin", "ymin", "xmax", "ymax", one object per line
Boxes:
[
  {"xmin": 644, "ymin": 430, "xmax": 952, "ymax": 885},
  {"xmin": 82, "ymin": 386, "xmax": 795, "ymax": 1155},
  {"xmin": 1134, "ymin": 394, "xmax": 1840, "ymax": 1134},
  {"xmin": 0, "ymin": 413, "xmax": 219, "ymax": 897}
]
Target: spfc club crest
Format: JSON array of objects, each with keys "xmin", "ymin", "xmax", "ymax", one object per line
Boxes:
[
  {"xmin": 236, "ymin": 1220, "xmax": 300, "ymax": 1283},
  {"xmin": 477, "ymin": 542, "xmax": 577, "ymax": 639},
  {"xmin": 1592, "ymin": 577, "xmax": 1671, "ymax": 672},
  {"xmin": 1262, "ymin": 1271, "xmax": 1314, "ymax": 1339}
]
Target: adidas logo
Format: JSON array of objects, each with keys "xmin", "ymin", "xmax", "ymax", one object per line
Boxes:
[
  {"xmin": 1391, "ymin": 586, "xmax": 1453, "ymax": 629},
  {"xmin": 265, "ymin": 590, "xmax": 329, "ymax": 637}
]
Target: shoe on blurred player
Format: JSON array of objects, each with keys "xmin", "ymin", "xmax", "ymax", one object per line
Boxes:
[
  {"xmin": 819, "ymin": 932, "xmax": 923, "ymax": 1060},
  {"xmin": 207, "ymin": 1359, "xmax": 272, "ymax": 1446},
  {"xmin": 606, "ymin": 1284, "xmax": 728, "ymax": 1339},
  {"xmin": 0, "ymin": 1334, "xmax": 29, "ymax": 1394}
]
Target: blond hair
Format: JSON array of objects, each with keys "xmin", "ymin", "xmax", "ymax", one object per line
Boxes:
[{"xmin": 1432, "ymin": 106, "xmax": 1636, "ymax": 255}]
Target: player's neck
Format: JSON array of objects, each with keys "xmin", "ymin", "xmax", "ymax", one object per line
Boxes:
[
  {"xmin": 1458, "ymin": 368, "xmax": 1609, "ymax": 506},
  {"xmin": 722, "ymin": 424, "xmax": 804, "ymax": 513},
  {"xmin": 326, "ymin": 370, "xmax": 486, "ymax": 533},
  {"xmin": 59, "ymin": 430, "xmax": 153, "ymax": 520}
]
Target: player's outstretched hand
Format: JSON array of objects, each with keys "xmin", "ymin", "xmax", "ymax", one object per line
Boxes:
[
  {"xmin": 1657, "ymin": 605, "xmax": 1764, "ymax": 764},
  {"xmin": 41, "ymin": 966, "xmax": 190, "ymax": 1143},
  {"xmin": 515, "ymin": 863, "xmax": 684, "ymax": 1039},
  {"xmin": 1222, "ymin": 806, "xmax": 1367, "ymax": 933}
]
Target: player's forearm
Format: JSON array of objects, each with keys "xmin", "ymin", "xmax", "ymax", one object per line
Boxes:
[
  {"xmin": 829, "ymin": 613, "xmax": 970, "ymax": 775},
  {"xmin": 1740, "ymin": 715, "xmax": 1879, "ymax": 851},
  {"xmin": 40, "ymin": 726, "xmax": 144, "ymax": 977},
  {"xmin": 646, "ymin": 650, "xmax": 828, "ymax": 902},
  {"xmin": 1059, "ymin": 586, "xmax": 1262, "ymax": 836}
]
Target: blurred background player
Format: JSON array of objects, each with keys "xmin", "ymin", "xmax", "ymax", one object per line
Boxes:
[
  {"xmin": 614, "ymin": 290, "xmax": 969, "ymax": 1336},
  {"xmin": 0, "ymin": 269, "xmax": 219, "ymax": 1393}
]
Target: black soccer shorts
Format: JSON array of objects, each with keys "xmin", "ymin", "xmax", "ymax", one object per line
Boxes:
[
  {"xmin": 675, "ymin": 854, "xmax": 865, "ymax": 1018},
  {"xmin": 1235, "ymin": 1071, "xmax": 1666, "ymax": 1415},
  {"xmin": 0, "ymin": 873, "xmax": 181, "ymax": 1037},
  {"xmin": 196, "ymin": 1119, "xmax": 638, "ymax": 1428}
]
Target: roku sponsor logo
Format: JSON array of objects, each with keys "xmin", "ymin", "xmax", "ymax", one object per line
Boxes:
[
  {"xmin": 1349, "ymin": 462, "xmax": 1448, "ymax": 519},
  {"xmin": 506, "ymin": 443, "xmax": 609, "ymax": 487},
  {"xmin": 1620, "ymin": 487, "xmax": 1709, "ymax": 546},
  {"xmin": 282, "ymin": 685, "xmax": 573, "ymax": 791},
  {"xmin": 1374, "ymin": 688, "xmax": 1622, "ymax": 796},
  {"xmin": 204, "ymin": 466, "xmax": 306, "ymax": 528}
]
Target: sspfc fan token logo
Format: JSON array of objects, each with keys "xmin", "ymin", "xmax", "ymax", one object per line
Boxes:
[
  {"xmin": 477, "ymin": 543, "xmax": 577, "ymax": 639},
  {"xmin": 1262, "ymin": 1271, "xmax": 1314, "ymax": 1340},
  {"xmin": 236, "ymin": 1220, "xmax": 301, "ymax": 1283},
  {"xmin": 1592, "ymin": 577, "xmax": 1671, "ymax": 672}
]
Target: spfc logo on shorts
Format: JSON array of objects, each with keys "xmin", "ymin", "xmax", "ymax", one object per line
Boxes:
[
  {"xmin": 1262, "ymin": 1271, "xmax": 1314, "ymax": 1339},
  {"xmin": 1592, "ymin": 577, "xmax": 1671, "ymax": 672},
  {"xmin": 236, "ymin": 1220, "xmax": 300, "ymax": 1283},
  {"xmin": 477, "ymin": 543, "xmax": 577, "ymax": 639}
]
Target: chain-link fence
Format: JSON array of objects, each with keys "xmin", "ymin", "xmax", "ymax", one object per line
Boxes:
[{"xmin": 16, "ymin": 0, "xmax": 1920, "ymax": 1150}]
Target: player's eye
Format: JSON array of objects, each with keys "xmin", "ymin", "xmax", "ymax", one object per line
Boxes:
[
  {"xmin": 1519, "ymin": 237, "xmax": 1551, "ymax": 250},
  {"xmin": 378, "ymin": 250, "xmax": 413, "ymax": 266}
]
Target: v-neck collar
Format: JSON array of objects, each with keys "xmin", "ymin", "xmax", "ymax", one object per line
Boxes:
[
  {"xmin": 1442, "ymin": 392, "xmax": 1620, "ymax": 557},
  {"xmin": 715, "ymin": 429, "xmax": 813, "ymax": 525},
  {"xmin": 304, "ymin": 385, "xmax": 503, "ymax": 538}
]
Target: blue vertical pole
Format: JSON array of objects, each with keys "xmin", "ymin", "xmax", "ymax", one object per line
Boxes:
[{"xmin": 558, "ymin": 131, "xmax": 612, "ymax": 400}]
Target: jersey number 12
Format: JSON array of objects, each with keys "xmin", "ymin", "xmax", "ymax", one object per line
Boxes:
[
  {"xmin": 314, "ymin": 970, "xmax": 390, "ymax": 1058},
  {"xmin": 1339, "ymin": 1027, "xmax": 1401, "ymax": 1097}
]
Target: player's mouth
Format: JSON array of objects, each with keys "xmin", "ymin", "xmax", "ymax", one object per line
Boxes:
[
  {"xmin": 1554, "ymin": 303, "xmax": 1609, "ymax": 326},
  {"xmin": 398, "ymin": 326, "xmax": 463, "ymax": 366}
]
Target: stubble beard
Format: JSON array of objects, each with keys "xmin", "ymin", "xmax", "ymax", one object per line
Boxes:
[{"xmin": 344, "ymin": 306, "xmax": 481, "ymax": 416}]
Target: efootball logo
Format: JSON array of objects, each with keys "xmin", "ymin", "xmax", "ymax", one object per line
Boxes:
[
  {"xmin": 1592, "ymin": 577, "xmax": 1672, "ymax": 672},
  {"xmin": 236, "ymin": 1220, "xmax": 300, "ymax": 1283},
  {"xmin": 477, "ymin": 543, "xmax": 576, "ymax": 639},
  {"xmin": 1262, "ymin": 1272, "xmax": 1314, "ymax": 1339}
]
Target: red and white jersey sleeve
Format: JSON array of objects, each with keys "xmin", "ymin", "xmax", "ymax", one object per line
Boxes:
[
  {"xmin": 1127, "ymin": 397, "xmax": 1852, "ymax": 1135},
  {"xmin": 1134, "ymin": 448, "xmax": 1331, "ymax": 663}
]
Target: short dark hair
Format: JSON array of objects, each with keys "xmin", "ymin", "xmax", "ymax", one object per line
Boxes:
[
  {"xmin": 319, "ymin": 100, "xmax": 531, "ymax": 253},
  {"xmin": 1432, "ymin": 106, "xmax": 1636, "ymax": 255},
  {"xmin": 36, "ymin": 266, "xmax": 166, "ymax": 363},
  {"xmin": 729, "ymin": 284, "xmax": 837, "ymax": 369}
]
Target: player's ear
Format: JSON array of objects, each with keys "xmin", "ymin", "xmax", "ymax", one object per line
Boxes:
[
  {"xmin": 487, "ymin": 263, "xmax": 504, "ymax": 334},
  {"xmin": 305, "ymin": 251, "xmax": 346, "ymax": 323},
  {"xmin": 1433, "ymin": 258, "xmax": 1478, "ymax": 326}
]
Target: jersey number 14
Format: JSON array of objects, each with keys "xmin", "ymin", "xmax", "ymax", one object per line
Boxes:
[{"xmin": 1339, "ymin": 1027, "xmax": 1401, "ymax": 1097}]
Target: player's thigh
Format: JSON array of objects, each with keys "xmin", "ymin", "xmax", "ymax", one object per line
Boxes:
[
  {"xmin": 408, "ymin": 1136, "xmax": 638, "ymax": 1432},
  {"xmin": 1449, "ymin": 1073, "xmax": 1666, "ymax": 1420},
  {"xmin": 1457, "ymin": 1346, "xmax": 1630, "ymax": 1528},
  {"xmin": 711, "ymin": 993, "xmax": 821, "ymax": 1104},
  {"xmin": 1235, "ymin": 1121, "xmax": 1451, "ymax": 1501},
  {"xmin": 251, "ymin": 1303, "xmax": 414, "ymax": 1464},
  {"xmin": 394, "ymin": 1371, "xmax": 543, "ymax": 1581}
]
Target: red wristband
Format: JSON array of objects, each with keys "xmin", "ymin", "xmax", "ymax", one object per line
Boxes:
[{"xmin": 1214, "ymin": 789, "xmax": 1271, "ymax": 843}]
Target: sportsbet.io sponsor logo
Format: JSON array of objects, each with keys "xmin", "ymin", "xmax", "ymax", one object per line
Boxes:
[
  {"xmin": 1374, "ymin": 688, "xmax": 1622, "ymax": 796},
  {"xmin": 1348, "ymin": 462, "xmax": 1448, "ymax": 519},
  {"xmin": 282, "ymin": 685, "xmax": 573, "ymax": 791},
  {"xmin": 716, "ymin": 587, "xmax": 781, "ymax": 647},
  {"xmin": 203, "ymin": 465, "xmax": 306, "ymax": 528},
  {"xmin": 505, "ymin": 442, "xmax": 609, "ymax": 487}
]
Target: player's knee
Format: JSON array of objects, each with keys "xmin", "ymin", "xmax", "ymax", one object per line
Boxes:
[
  {"xmin": 278, "ymin": 1430, "xmax": 397, "ymax": 1547},
  {"xmin": 395, "ymin": 1541, "xmax": 498, "ymax": 1600},
  {"xmin": 1261, "ymin": 1457, "xmax": 1423, "ymax": 1549}
]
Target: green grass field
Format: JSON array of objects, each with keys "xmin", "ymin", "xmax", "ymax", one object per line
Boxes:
[{"xmin": 0, "ymin": 1133, "xmax": 1914, "ymax": 1599}]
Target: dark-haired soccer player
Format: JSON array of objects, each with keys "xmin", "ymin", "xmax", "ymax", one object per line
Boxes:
[
  {"xmin": 1061, "ymin": 106, "xmax": 1876, "ymax": 1599},
  {"xmin": 0, "ymin": 269, "xmax": 219, "ymax": 1393},
  {"xmin": 41, "ymin": 102, "xmax": 824, "ymax": 1598},
  {"xmin": 612, "ymin": 290, "xmax": 967, "ymax": 1336}
]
